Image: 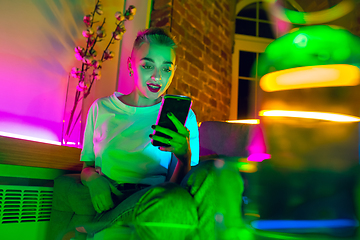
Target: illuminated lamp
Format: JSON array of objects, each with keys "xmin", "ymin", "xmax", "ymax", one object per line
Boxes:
[
  {"xmin": 257, "ymin": 25, "xmax": 360, "ymax": 78},
  {"xmin": 259, "ymin": 110, "xmax": 360, "ymax": 123},
  {"xmin": 248, "ymin": 153, "xmax": 271, "ymax": 162},
  {"xmin": 253, "ymin": 23, "xmax": 360, "ymax": 233},
  {"xmin": 237, "ymin": 161, "xmax": 258, "ymax": 173},
  {"xmin": 226, "ymin": 119, "xmax": 260, "ymax": 124},
  {"xmin": 260, "ymin": 64, "xmax": 360, "ymax": 92},
  {"xmin": 237, "ymin": 154, "xmax": 271, "ymax": 164},
  {"xmin": 267, "ymin": 0, "xmax": 357, "ymax": 24},
  {"xmin": 293, "ymin": 33, "xmax": 308, "ymax": 47},
  {"xmin": 251, "ymin": 219, "xmax": 358, "ymax": 230}
]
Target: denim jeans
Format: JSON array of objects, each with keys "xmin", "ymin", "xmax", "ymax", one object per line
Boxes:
[{"xmin": 48, "ymin": 160, "xmax": 244, "ymax": 240}]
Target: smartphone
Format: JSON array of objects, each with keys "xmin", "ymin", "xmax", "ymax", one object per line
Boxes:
[{"xmin": 152, "ymin": 95, "xmax": 193, "ymax": 147}]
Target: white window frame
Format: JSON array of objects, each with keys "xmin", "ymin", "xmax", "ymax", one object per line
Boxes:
[{"xmin": 230, "ymin": 0, "xmax": 302, "ymax": 120}]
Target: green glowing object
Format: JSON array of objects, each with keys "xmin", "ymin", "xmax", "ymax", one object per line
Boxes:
[
  {"xmin": 269, "ymin": 0, "xmax": 358, "ymax": 25},
  {"xmin": 257, "ymin": 25, "xmax": 360, "ymax": 77},
  {"xmin": 293, "ymin": 33, "xmax": 307, "ymax": 48}
]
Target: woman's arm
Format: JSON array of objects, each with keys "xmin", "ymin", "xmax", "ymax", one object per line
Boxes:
[
  {"xmin": 80, "ymin": 101, "xmax": 98, "ymax": 164},
  {"xmin": 81, "ymin": 161, "xmax": 121, "ymax": 213},
  {"xmin": 79, "ymin": 100, "xmax": 119, "ymax": 213},
  {"xmin": 151, "ymin": 111, "xmax": 199, "ymax": 184},
  {"xmin": 170, "ymin": 110, "xmax": 199, "ymax": 183},
  {"xmin": 169, "ymin": 157, "xmax": 191, "ymax": 184},
  {"xmin": 150, "ymin": 120, "xmax": 191, "ymax": 184}
]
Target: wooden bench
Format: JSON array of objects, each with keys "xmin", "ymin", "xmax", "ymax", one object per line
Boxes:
[{"xmin": 0, "ymin": 136, "xmax": 82, "ymax": 172}]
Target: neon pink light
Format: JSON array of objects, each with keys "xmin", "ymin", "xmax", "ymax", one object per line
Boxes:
[
  {"xmin": 278, "ymin": 20, "xmax": 289, "ymax": 32},
  {"xmin": 247, "ymin": 125, "xmax": 270, "ymax": 162},
  {"xmin": 0, "ymin": 131, "xmax": 79, "ymax": 146},
  {"xmin": 248, "ymin": 153, "xmax": 271, "ymax": 162},
  {"xmin": 0, "ymin": 131, "xmax": 61, "ymax": 145}
]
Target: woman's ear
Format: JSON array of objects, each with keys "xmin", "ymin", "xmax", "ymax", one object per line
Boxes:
[
  {"xmin": 127, "ymin": 57, "xmax": 134, "ymax": 76},
  {"xmin": 174, "ymin": 65, "xmax": 177, "ymax": 72},
  {"xmin": 127, "ymin": 57, "xmax": 132, "ymax": 70}
]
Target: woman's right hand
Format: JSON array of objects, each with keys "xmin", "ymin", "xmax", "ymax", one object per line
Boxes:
[{"xmin": 86, "ymin": 175, "xmax": 115, "ymax": 213}]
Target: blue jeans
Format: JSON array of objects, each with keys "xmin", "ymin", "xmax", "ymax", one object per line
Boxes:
[{"xmin": 48, "ymin": 160, "xmax": 244, "ymax": 240}]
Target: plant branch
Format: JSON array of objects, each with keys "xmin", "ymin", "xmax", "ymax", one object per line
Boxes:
[
  {"xmin": 101, "ymin": 20, "xmax": 124, "ymax": 61},
  {"xmin": 85, "ymin": 77, "xmax": 96, "ymax": 98},
  {"xmin": 90, "ymin": 0, "xmax": 100, "ymax": 28},
  {"xmin": 69, "ymin": 105, "xmax": 83, "ymax": 139},
  {"xmin": 63, "ymin": 4, "xmax": 136, "ymax": 145}
]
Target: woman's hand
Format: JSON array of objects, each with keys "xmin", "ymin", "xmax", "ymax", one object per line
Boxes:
[
  {"xmin": 150, "ymin": 112, "xmax": 191, "ymax": 164},
  {"xmin": 86, "ymin": 175, "xmax": 115, "ymax": 213}
]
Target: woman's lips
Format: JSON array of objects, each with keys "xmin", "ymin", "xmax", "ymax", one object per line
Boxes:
[{"xmin": 147, "ymin": 83, "xmax": 161, "ymax": 93}]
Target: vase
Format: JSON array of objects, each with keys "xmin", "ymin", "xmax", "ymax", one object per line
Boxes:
[{"xmin": 61, "ymin": 73, "xmax": 83, "ymax": 148}]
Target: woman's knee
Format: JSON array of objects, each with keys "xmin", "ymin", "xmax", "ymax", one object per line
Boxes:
[
  {"xmin": 53, "ymin": 174, "xmax": 85, "ymax": 195},
  {"xmin": 182, "ymin": 159, "xmax": 244, "ymax": 195},
  {"xmin": 140, "ymin": 182, "xmax": 195, "ymax": 206},
  {"xmin": 53, "ymin": 174, "xmax": 95, "ymax": 215},
  {"xmin": 135, "ymin": 182, "xmax": 197, "ymax": 218},
  {"xmin": 134, "ymin": 183, "xmax": 198, "ymax": 239},
  {"xmin": 52, "ymin": 174, "xmax": 80, "ymax": 211}
]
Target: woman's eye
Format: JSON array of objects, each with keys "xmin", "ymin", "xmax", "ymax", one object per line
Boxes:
[
  {"xmin": 142, "ymin": 65, "xmax": 153, "ymax": 69},
  {"xmin": 162, "ymin": 68, "xmax": 172, "ymax": 73}
]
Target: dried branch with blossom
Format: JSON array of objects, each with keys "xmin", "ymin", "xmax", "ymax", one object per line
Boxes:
[{"xmin": 63, "ymin": 1, "xmax": 136, "ymax": 145}]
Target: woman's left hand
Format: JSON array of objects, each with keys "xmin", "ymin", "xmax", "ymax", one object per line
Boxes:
[{"xmin": 150, "ymin": 112, "xmax": 191, "ymax": 164}]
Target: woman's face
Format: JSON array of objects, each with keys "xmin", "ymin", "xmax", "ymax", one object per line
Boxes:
[{"xmin": 130, "ymin": 42, "xmax": 176, "ymax": 101}]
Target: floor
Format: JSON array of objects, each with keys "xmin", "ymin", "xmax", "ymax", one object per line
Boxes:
[{"xmin": 65, "ymin": 225, "xmax": 359, "ymax": 240}]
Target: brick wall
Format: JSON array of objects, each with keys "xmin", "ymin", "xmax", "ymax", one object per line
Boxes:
[{"xmin": 150, "ymin": 0, "xmax": 235, "ymax": 122}]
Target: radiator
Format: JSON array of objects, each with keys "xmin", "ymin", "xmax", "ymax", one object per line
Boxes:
[{"xmin": 0, "ymin": 184, "xmax": 53, "ymax": 240}]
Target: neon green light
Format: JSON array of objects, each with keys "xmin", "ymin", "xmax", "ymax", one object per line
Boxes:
[
  {"xmin": 237, "ymin": 162, "xmax": 257, "ymax": 173},
  {"xmin": 258, "ymin": 25, "xmax": 360, "ymax": 78},
  {"xmin": 293, "ymin": 33, "xmax": 307, "ymax": 47}
]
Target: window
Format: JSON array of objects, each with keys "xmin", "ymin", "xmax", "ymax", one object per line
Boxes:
[
  {"xmin": 235, "ymin": 2, "xmax": 275, "ymax": 39},
  {"xmin": 231, "ymin": 0, "xmax": 302, "ymax": 121},
  {"xmin": 237, "ymin": 50, "xmax": 259, "ymax": 119}
]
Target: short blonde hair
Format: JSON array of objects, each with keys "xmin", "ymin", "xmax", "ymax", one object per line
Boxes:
[{"xmin": 131, "ymin": 28, "xmax": 177, "ymax": 57}]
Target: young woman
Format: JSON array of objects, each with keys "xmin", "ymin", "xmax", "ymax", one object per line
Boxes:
[{"xmin": 48, "ymin": 28, "xmax": 244, "ymax": 240}]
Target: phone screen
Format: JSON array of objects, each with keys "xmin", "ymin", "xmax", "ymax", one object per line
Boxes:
[{"xmin": 152, "ymin": 95, "xmax": 192, "ymax": 147}]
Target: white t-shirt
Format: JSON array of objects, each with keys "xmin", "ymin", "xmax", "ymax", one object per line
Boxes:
[{"xmin": 80, "ymin": 92, "xmax": 199, "ymax": 185}]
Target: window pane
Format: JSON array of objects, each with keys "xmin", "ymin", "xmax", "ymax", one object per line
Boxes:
[
  {"xmin": 258, "ymin": 2, "xmax": 269, "ymax": 20},
  {"xmin": 237, "ymin": 79, "xmax": 255, "ymax": 119},
  {"xmin": 259, "ymin": 22, "xmax": 275, "ymax": 39},
  {"xmin": 236, "ymin": 19, "xmax": 256, "ymax": 36},
  {"xmin": 239, "ymin": 51, "xmax": 256, "ymax": 78},
  {"xmin": 237, "ymin": 2, "xmax": 257, "ymax": 18}
]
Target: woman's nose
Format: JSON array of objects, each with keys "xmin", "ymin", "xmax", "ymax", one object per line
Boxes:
[{"xmin": 151, "ymin": 68, "xmax": 162, "ymax": 81}]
